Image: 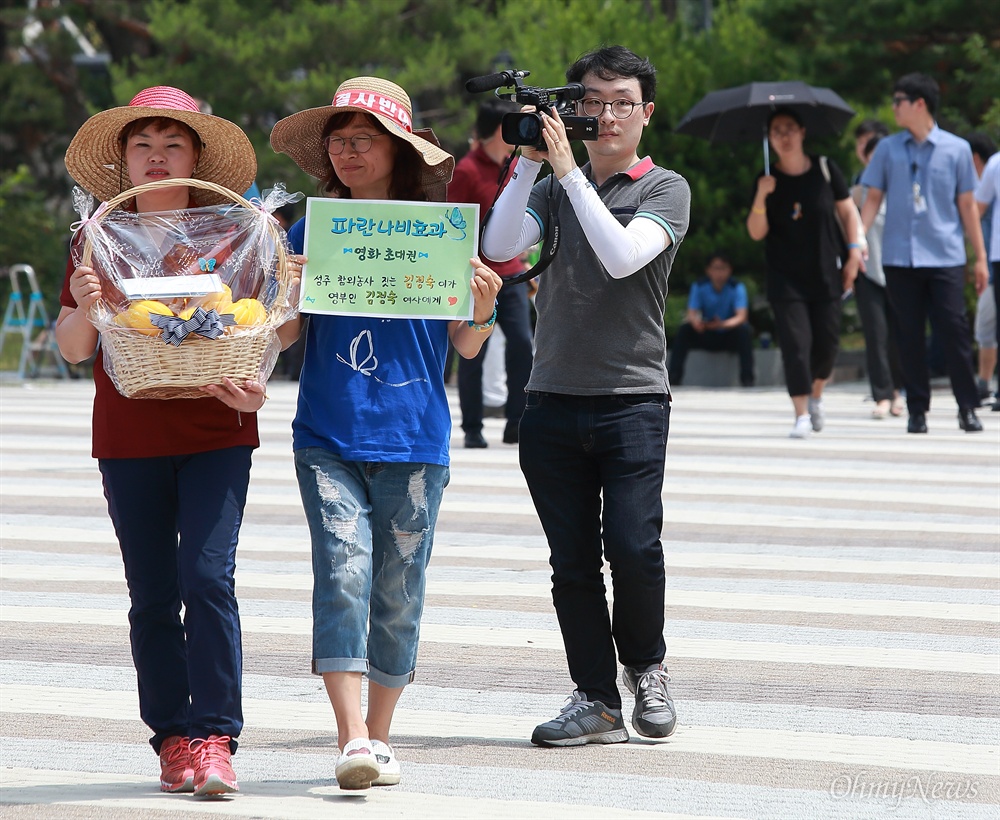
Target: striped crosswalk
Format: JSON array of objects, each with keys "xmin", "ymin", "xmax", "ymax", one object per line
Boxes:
[{"xmin": 1, "ymin": 379, "xmax": 998, "ymax": 818}]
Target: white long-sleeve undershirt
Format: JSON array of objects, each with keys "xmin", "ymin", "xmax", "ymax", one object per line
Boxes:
[{"xmin": 480, "ymin": 159, "xmax": 670, "ymax": 280}]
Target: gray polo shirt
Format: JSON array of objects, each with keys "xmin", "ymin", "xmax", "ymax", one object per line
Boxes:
[{"xmin": 526, "ymin": 157, "xmax": 690, "ymax": 395}]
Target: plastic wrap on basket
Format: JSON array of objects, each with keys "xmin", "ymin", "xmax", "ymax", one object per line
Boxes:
[{"xmin": 71, "ymin": 179, "xmax": 301, "ymax": 400}]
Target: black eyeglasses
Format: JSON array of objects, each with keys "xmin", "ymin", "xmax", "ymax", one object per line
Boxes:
[
  {"xmin": 891, "ymin": 94, "xmax": 914, "ymax": 106},
  {"xmin": 324, "ymin": 134, "xmax": 386, "ymax": 155},
  {"xmin": 579, "ymin": 98, "xmax": 646, "ymax": 119}
]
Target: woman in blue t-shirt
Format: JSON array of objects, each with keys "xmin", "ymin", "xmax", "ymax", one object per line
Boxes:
[{"xmin": 271, "ymin": 76, "xmax": 501, "ymax": 790}]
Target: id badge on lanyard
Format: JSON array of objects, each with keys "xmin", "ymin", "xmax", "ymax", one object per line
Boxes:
[{"xmin": 908, "ymin": 144, "xmax": 927, "ymax": 215}]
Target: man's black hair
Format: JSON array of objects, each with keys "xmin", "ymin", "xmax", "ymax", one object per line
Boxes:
[
  {"xmin": 966, "ymin": 132, "xmax": 998, "ymax": 164},
  {"xmin": 863, "ymin": 135, "xmax": 882, "ymax": 159},
  {"xmin": 854, "ymin": 119, "xmax": 889, "ymax": 140},
  {"xmin": 566, "ymin": 45, "xmax": 656, "ymax": 103},
  {"xmin": 475, "ymin": 98, "xmax": 519, "ymax": 140},
  {"xmin": 705, "ymin": 251, "xmax": 733, "ymax": 269},
  {"xmin": 894, "ymin": 73, "xmax": 940, "ymax": 118}
]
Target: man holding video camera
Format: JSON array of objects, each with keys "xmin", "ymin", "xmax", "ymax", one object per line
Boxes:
[{"xmin": 481, "ymin": 45, "xmax": 690, "ymax": 747}]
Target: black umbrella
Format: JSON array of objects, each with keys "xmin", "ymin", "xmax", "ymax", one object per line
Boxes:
[{"xmin": 675, "ymin": 81, "xmax": 855, "ymax": 173}]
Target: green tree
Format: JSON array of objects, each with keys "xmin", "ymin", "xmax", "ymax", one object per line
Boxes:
[
  {"xmin": 4, "ymin": 0, "xmax": 997, "ymax": 313},
  {"xmin": 0, "ymin": 164, "xmax": 71, "ymax": 313}
]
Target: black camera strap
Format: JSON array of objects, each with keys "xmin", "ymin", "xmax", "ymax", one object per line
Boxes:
[{"xmin": 479, "ymin": 154, "xmax": 559, "ymax": 286}]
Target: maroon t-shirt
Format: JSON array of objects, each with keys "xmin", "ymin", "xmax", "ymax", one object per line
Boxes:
[{"xmin": 60, "ymin": 254, "xmax": 259, "ymax": 459}]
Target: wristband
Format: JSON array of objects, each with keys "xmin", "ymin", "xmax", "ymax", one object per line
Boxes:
[
  {"xmin": 468, "ymin": 305, "xmax": 497, "ymax": 332},
  {"xmin": 751, "ymin": 206, "xmax": 766, "ymax": 215},
  {"xmin": 847, "ymin": 242, "xmax": 862, "ymax": 249}
]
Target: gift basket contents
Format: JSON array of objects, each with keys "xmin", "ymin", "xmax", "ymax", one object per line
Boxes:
[{"xmin": 73, "ymin": 178, "xmax": 300, "ymax": 399}]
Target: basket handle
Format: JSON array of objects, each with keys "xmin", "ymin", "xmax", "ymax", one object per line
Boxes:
[{"xmin": 79, "ymin": 178, "xmax": 290, "ymax": 315}]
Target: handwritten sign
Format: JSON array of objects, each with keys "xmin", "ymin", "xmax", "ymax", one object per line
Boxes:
[{"xmin": 300, "ymin": 198, "xmax": 479, "ymax": 320}]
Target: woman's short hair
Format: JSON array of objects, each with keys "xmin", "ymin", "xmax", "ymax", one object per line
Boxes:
[
  {"xmin": 767, "ymin": 107, "xmax": 804, "ymax": 131},
  {"xmin": 119, "ymin": 116, "xmax": 203, "ymax": 155}
]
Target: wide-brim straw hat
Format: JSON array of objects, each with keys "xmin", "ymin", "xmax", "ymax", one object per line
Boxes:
[
  {"xmin": 270, "ymin": 76, "xmax": 454, "ymax": 202},
  {"xmin": 64, "ymin": 86, "xmax": 257, "ymax": 206}
]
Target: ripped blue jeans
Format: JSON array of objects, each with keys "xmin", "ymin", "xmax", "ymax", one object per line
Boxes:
[{"xmin": 294, "ymin": 448, "xmax": 448, "ymax": 687}]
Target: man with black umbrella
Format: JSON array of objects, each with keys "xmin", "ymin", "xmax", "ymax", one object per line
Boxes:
[{"xmin": 860, "ymin": 72, "xmax": 988, "ymax": 434}]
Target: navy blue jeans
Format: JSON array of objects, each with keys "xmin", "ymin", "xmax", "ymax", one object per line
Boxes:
[
  {"xmin": 518, "ymin": 392, "xmax": 669, "ymax": 708},
  {"xmin": 99, "ymin": 446, "xmax": 251, "ymax": 754}
]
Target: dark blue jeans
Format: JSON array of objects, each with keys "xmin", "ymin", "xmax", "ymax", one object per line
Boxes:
[
  {"xmin": 458, "ymin": 280, "xmax": 534, "ymax": 433},
  {"xmin": 99, "ymin": 446, "xmax": 251, "ymax": 754},
  {"xmin": 518, "ymin": 392, "xmax": 669, "ymax": 708}
]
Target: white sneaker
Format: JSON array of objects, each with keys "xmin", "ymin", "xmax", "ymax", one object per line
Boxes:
[
  {"xmin": 371, "ymin": 739, "xmax": 401, "ymax": 786},
  {"xmin": 335, "ymin": 737, "xmax": 379, "ymax": 790},
  {"xmin": 808, "ymin": 398, "xmax": 825, "ymax": 432},
  {"xmin": 789, "ymin": 415, "xmax": 812, "ymax": 439}
]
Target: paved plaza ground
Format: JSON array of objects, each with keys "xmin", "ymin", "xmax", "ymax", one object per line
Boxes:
[{"xmin": 1, "ymin": 378, "xmax": 997, "ymax": 819}]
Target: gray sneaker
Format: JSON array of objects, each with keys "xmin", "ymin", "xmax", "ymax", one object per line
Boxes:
[
  {"xmin": 530, "ymin": 690, "xmax": 629, "ymax": 747},
  {"xmin": 622, "ymin": 664, "xmax": 677, "ymax": 738}
]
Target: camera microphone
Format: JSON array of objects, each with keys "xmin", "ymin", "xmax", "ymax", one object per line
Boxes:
[{"xmin": 465, "ymin": 70, "xmax": 530, "ymax": 94}]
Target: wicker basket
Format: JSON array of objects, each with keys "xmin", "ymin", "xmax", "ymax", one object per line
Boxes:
[{"xmin": 82, "ymin": 178, "xmax": 291, "ymax": 400}]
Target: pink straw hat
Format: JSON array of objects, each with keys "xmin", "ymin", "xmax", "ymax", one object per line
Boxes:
[
  {"xmin": 270, "ymin": 76, "xmax": 454, "ymax": 201},
  {"xmin": 64, "ymin": 86, "xmax": 257, "ymax": 206}
]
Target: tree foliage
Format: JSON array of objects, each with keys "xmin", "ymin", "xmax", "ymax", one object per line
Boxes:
[{"xmin": 2, "ymin": 0, "xmax": 997, "ymax": 306}]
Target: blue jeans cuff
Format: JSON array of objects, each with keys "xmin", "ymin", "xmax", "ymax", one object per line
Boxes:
[
  {"xmin": 367, "ymin": 666, "xmax": 416, "ymax": 688},
  {"xmin": 312, "ymin": 657, "xmax": 369, "ymax": 676}
]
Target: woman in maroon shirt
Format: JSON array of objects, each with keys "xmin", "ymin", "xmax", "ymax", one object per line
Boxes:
[{"xmin": 55, "ymin": 86, "xmax": 296, "ymax": 798}]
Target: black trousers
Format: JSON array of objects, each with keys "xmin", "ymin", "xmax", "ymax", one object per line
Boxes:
[
  {"xmin": 884, "ymin": 265, "xmax": 979, "ymax": 413},
  {"xmin": 855, "ymin": 274, "xmax": 903, "ymax": 402},
  {"xmin": 668, "ymin": 323, "xmax": 755, "ymax": 386},
  {"xmin": 458, "ymin": 280, "xmax": 534, "ymax": 433},
  {"xmin": 519, "ymin": 393, "xmax": 669, "ymax": 708},
  {"xmin": 771, "ymin": 299, "xmax": 842, "ymax": 397}
]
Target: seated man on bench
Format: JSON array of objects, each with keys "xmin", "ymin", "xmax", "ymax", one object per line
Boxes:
[{"xmin": 669, "ymin": 252, "xmax": 755, "ymax": 387}]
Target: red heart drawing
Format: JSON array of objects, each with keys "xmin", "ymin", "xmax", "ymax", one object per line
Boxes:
[{"xmin": 448, "ymin": 296, "xmax": 458, "ymax": 305}]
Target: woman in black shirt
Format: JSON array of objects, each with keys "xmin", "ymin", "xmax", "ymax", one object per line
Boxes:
[{"xmin": 747, "ymin": 108, "xmax": 862, "ymax": 438}]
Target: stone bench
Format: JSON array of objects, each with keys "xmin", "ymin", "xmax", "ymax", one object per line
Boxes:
[{"xmin": 677, "ymin": 348, "xmax": 785, "ymax": 387}]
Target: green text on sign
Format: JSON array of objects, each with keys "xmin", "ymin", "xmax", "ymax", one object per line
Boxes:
[{"xmin": 300, "ymin": 198, "xmax": 480, "ymax": 320}]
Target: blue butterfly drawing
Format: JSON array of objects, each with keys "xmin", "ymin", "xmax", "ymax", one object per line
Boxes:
[
  {"xmin": 445, "ymin": 207, "xmax": 467, "ymax": 240},
  {"xmin": 198, "ymin": 257, "xmax": 217, "ymax": 272}
]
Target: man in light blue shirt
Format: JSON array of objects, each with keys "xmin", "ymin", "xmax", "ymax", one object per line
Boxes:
[{"xmin": 860, "ymin": 72, "xmax": 989, "ymax": 434}]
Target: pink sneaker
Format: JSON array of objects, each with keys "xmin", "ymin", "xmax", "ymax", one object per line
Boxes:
[
  {"xmin": 159, "ymin": 736, "xmax": 194, "ymax": 793},
  {"xmin": 190, "ymin": 735, "xmax": 238, "ymax": 796}
]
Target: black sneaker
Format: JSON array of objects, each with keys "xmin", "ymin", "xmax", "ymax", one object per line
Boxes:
[
  {"xmin": 530, "ymin": 690, "xmax": 629, "ymax": 747},
  {"xmin": 464, "ymin": 431, "xmax": 488, "ymax": 448},
  {"xmin": 622, "ymin": 664, "xmax": 677, "ymax": 738}
]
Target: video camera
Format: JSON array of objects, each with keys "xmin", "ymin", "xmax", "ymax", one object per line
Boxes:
[{"xmin": 465, "ymin": 70, "xmax": 598, "ymax": 151}]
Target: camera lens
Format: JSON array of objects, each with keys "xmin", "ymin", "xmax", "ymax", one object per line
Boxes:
[
  {"xmin": 518, "ymin": 116, "xmax": 540, "ymax": 142},
  {"xmin": 502, "ymin": 112, "xmax": 543, "ymax": 146}
]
